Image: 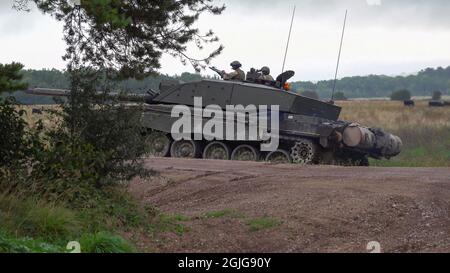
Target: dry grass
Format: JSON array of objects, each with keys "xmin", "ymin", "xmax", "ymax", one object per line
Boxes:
[
  {"xmin": 338, "ymin": 100, "xmax": 450, "ymax": 167},
  {"xmin": 18, "ymin": 105, "xmax": 60, "ymax": 130}
]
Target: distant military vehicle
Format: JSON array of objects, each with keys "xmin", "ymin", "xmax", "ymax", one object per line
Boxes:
[
  {"xmin": 429, "ymin": 100, "xmax": 450, "ymax": 107},
  {"xmin": 26, "ymin": 69, "xmax": 402, "ymax": 166},
  {"xmin": 32, "ymin": 108, "xmax": 43, "ymax": 115}
]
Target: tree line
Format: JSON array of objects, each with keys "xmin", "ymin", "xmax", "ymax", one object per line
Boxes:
[
  {"xmin": 3, "ymin": 65, "xmax": 450, "ymax": 104},
  {"xmin": 293, "ymin": 66, "xmax": 450, "ymax": 99}
]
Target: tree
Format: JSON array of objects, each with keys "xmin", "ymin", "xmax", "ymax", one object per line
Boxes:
[
  {"xmin": 390, "ymin": 89, "xmax": 411, "ymax": 101},
  {"xmin": 291, "ymin": 66, "xmax": 450, "ymax": 99},
  {"xmin": 9, "ymin": 0, "xmax": 226, "ymax": 194},
  {"xmin": 16, "ymin": 0, "xmax": 225, "ymax": 78},
  {"xmin": 0, "ymin": 62, "xmax": 28, "ymax": 93},
  {"xmin": 0, "ymin": 62, "xmax": 30, "ymax": 166},
  {"xmin": 333, "ymin": 92, "xmax": 347, "ymax": 101}
]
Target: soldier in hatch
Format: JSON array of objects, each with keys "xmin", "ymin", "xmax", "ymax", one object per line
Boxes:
[
  {"xmin": 258, "ymin": 66, "xmax": 274, "ymax": 81},
  {"xmin": 222, "ymin": 61, "xmax": 245, "ymax": 81}
]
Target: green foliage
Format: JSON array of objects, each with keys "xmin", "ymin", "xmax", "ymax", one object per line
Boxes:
[
  {"xmin": 22, "ymin": 68, "xmax": 70, "ymax": 89},
  {"xmin": 148, "ymin": 213, "xmax": 190, "ymax": 235},
  {"xmin": 79, "ymin": 232, "xmax": 135, "ymax": 253},
  {"xmin": 370, "ymin": 126, "xmax": 450, "ymax": 167},
  {"xmin": 247, "ymin": 217, "xmax": 281, "ymax": 232},
  {"xmin": 18, "ymin": 0, "xmax": 225, "ymax": 77},
  {"xmin": 390, "ymin": 89, "xmax": 411, "ymax": 101},
  {"xmin": 0, "ymin": 193, "xmax": 80, "ymax": 241},
  {"xmin": 292, "ymin": 66, "xmax": 450, "ymax": 98},
  {"xmin": 0, "ymin": 62, "xmax": 28, "ymax": 93},
  {"xmin": 0, "ymin": 63, "xmax": 36, "ymax": 166},
  {"xmin": 333, "ymin": 91, "xmax": 347, "ymax": 101},
  {"xmin": 0, "ymin": 230, "xmax": 65, "ymax": 253},
  {"xmin": 202, "ymin": 209, "xmax": 243, "ymax": 219},
  {"xmin": 300, "ymin": 90, "xmax": 320, "ymax": 100},
  {"xmin": 2, "ymin": 0, "xmax": 228, "ymax": 253},
  {"xmin": 0, "ymin": 191, "xmax": 142, "ymax": 253},
  {"xmin": 0, "ymin": 98, "xmax": 27, "ymax": 165}
]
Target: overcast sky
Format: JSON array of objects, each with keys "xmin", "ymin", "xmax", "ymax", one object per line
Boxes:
[{"xmin": 1, "ymin": 0, "xmax": 450, "ymax": 81}]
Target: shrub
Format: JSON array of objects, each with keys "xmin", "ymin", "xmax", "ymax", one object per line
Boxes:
[
  {"xmin": 79, "ymin": 232, "xmax": 135, "ymax": 253},
  {"xmin": 0, "ymin": 230, "xmax": 64, "ymax": 253},
  {"xmin": 334, "ymin": 92, "xmax": 348, "ymax": 101},
  {"xmin": 0, "ymin": 193, "xmax": 80, "ymax": 241},
  {"xmin": 0, "ymin": 97, "xmax": 29, "ymax": 166},
  {"xmin": 390, "ymin": 89, "xmax": 411, "ymax": 101}
]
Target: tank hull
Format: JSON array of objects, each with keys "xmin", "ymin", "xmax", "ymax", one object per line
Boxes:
[{"xmin": 141, "ymin": 103, "xmax": 402, "ymax": 164}]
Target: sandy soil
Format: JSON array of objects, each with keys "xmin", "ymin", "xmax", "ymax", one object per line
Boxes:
[{"xmin": 129, "ymin": 158, "xmax": 450, "ymax": 253}]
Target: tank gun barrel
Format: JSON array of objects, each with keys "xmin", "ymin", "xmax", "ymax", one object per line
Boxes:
[
  {"xmin": 26, "ymin": 88, "xmax": 69, "ymax": 97},
  {"xmin": 25, "ymin": 88, "xmax": 153, "ymax": 103}
]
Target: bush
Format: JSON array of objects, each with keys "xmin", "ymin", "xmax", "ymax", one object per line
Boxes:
[
  {"xmin": 334, "ymin": 92, "xmax": 348, "ymax": 101},
  {"xmin": 0, "ymin": 230, "xmax": 64, "ymax": 253},
  {"xmin": 0, "ymin": 193, "xmax": 80, "ymax": 241},
  {"xmin": 390, "ymin": 89, "xmax": 411, "ymax": 101},
  {"xmin": 300, "ymin": 90, "xmax": 320, "ymax": 100},
  {"xmin": 79, "ymin": 232, "xmax": 135, "ymax": 253},
  {"xmin": 0, "ymin": 97, "xmax": 29, "ymax": 166}
]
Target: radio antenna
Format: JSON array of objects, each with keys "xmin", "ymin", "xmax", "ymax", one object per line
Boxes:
[
  {"xmin": 281, "ymin": 6, "xmax": 296, "ymax": 77},
  {"xmin": 331, "ymin": 9, "xmax": 348, "ymax": 102}
]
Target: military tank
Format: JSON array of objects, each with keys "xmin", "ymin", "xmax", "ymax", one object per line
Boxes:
[{"xmin": 26, "ymin": 69, "xmax": 402, "ymax": 166}]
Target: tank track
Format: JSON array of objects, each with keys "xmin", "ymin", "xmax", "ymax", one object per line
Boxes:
[{"xmin": 144, "ymin": 130, "xmax": 369, "ymax": 166}]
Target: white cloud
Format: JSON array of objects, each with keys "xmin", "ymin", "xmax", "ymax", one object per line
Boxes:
[
  {"xmin": 1, "ymin": 0, "xmax": 449, "ymax": 81},
  {"xmin": 366, "ymin": 0, "xmax": 382, "ymax": 6}
]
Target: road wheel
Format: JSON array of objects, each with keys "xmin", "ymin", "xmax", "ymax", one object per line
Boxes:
[
  {"xmin": 145, "ymin": 131, "xmax": 171, "ymax": 157},
  {"xmin": 231, "ymin": 145, "xmax": 260, "ymax": 162},
  {"xmin": 290, "ymin": 139, "xmax": 319, "ymax": 165},
  {"xmin": 203, "ymin": 142, "xmax": 230, "ymax": 160},
  {"xmin": 170, "ymin": 140, "xmax": 201, "ymax": 158},
  {"xmin": 265, "ymin": 149, "xmax": 292, "ymax": 164}
]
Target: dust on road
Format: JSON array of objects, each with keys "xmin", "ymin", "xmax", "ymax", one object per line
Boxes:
[{"xmin": 130, "ymin": 158, "xmax": 450, "ymax": 253}]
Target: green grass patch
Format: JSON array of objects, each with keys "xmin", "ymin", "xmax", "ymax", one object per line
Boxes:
[
  {"xmin": 79, "ymin": 232, "xmax": 135, "ymax": 253},
  {"xmin": 202, "ymin": 209, "xmax": 244, "ymax": 219},
  {"xmin": 0, "ymin": 193, "xmax": 80, "ymax": 241},
  {"xmin": 0, "ymin": 192, "xmax": 139, "ymax": 253},
  {"xmin": 0, "ymin": 230, "xmax": 65, "ymax": 253},
  {"xmin": 147, "ymin": 213, "xmax": 190, "ymax": 236},
  {"xmin": 247, "ymin": 217, "xmax": 281, "ymax": 232},
  {"xmin": 370, "ymin": 143, "xmax": 450, "ymax": 168}
]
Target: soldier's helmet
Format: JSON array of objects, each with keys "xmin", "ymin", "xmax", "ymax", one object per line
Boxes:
[
  {"xmin": 230, "ymin": 61, "xmax": 242, "ymax": 70},
  {"xmin": 261, "ymin": 66, "xmax": 270, "ymax": 75}
]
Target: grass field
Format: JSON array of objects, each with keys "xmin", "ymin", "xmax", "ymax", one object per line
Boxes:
[
  {"xmin": 338, "ymin": 100, "xmax": 450, "ymax": 167},
  {"xmin": 20, "ymin": 100, "xmax": 450, "ymax": 167}
]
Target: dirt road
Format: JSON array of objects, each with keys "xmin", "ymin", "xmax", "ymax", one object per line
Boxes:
[{"xmin": 130, "ymin": 158, "xmax": 450, "ymax": 253}]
